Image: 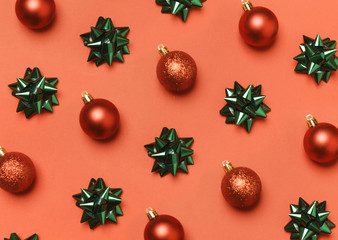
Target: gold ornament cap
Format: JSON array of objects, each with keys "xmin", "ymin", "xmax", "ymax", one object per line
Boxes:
[
  {"xmin": 158, "ymin": 44, "xmax": 169, "ymax": 57},
  {"xmin": 81, "ymin": 91, "xmax": 94, "ymax": 104},
  {"xmin": 222, "ymin": 160, "xmax": 234, "ymax": 173},
  {"xmin": 242, "ymin": 0, "xmax": 253, "ymax": 11},
  {"xmin": 0, "ymin": 146, "xmax": 6, "ymax": 157},
  {"xmin": 146, "ymin": 207, "xmax": 158, "ymax": 220},
  {"xmin": 306, "ymin": 114, "xmax": 318, "ymax": 128}
]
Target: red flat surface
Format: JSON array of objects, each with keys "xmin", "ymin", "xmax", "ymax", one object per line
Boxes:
[{"xmin": 0, "ymin": 0, "xmax": 337, "ymax": 239}]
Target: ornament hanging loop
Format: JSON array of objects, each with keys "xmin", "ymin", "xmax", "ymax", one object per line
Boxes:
[
  {"xmin": 146, "ymin": 207, "xmax": 158, "ymax": 220},
  {"xmin": 81, "ymin": 91, "xmax": 94, "ymax": 104},
  {"xmin": 222, "ymin": 161, "xmax": 234, "ymax": 172},
  {"xmin": 241, "ymin": 0, "xmax": 253, "ymax": 11},
  {"xmin": 306, "ymin": 114, "xmax": 318, "ymax": 128},
  {"xmin": 0, "ymin": 146, "xmax": 6, "ymax": 157},
  {"xmin": 158, "ymin": 44, "xmax": 169, "ymax": 57}
]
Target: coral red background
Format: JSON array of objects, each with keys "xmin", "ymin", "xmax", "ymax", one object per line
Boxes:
[{"xmin": 0, "ymin": 0, "xmax": 337, "ymax": 239}]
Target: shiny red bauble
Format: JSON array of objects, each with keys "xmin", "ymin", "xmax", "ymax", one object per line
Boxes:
[
  {"xmin": 221, "ymin": 161, "xmax": 261, "ymax": 209},
  {"xmin": 79, "ymin": 92, "xmax": 120, "ymax": 140},
  {"xmin": 156, "ymin": 44, "xmax": 197, "ymax": 93},
  {"xmin": 239, "ymin": 2, "xmax": 278, "ymax": 48},
  {"xmin": 144, "ymin": 208, "xmax": 184, "ymax": 240},
  {"xmin": 0, "ymin": 147, "xmax": 36, "ymax": 193},
  {"xmin": 304, "ymin": 115, "xmax": 338, "ymax": 163},
  {"xmin": 15, "ymin": 0, "xmax": 56, "ymax": 29}
]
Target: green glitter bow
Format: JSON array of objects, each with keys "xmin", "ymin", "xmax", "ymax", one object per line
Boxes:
[
  {"xmin": 294, "ymin": 34, "xmax": 338, "ymax": 84},
  {"xmin": 5, "ymin": 233, "xmax": 38, "ymax": 240},
  {"xmin": 72, "ymin": 178, "xmax": 123, "ymax": 229},
  {"xmin": 156, "ymin": 0, "xmax": 205, "ymax": 22},
  {"xmin": 219, "ymin": 81, "xmax": 270, "ymax": 132},
  {"xmin": 80, "ymin": 16, "xmax": 130, "ymax": 66},
  {"xmin": 144, "ymin": 127, "xmax": 194, "ymax": 177},
  {"xmin": 8, "ymin": 67, "xmax": 59, "ymax": 118},
  {"xmin": 284, "ymin": 197, "xmax": 335, "ymax": 240}
]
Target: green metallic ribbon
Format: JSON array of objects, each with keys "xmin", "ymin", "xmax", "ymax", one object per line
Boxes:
[
  {"xmin": 219, "ymin": 81, "xmax": 270, "ymax": 132},
  {"xmin": 72, "ymin": 178, "xmax": 123, "ymax": 229},
  {"xmin": 5, "ymin": 233, "xmax": 38, "ymax": 240},
  {"xmin": 80, "ymin": 17, "xmax": 130, "ymax": 66},
  {"xmin": 285, "ymin": 197, "xmax": 335, "ymax": 240},
  {"xmin": 145, "ymin": 127, "xmax": 194, "ymax": 177},
  {"xmin": 156, "ymin": 0, "xmax": 205, "ymax": 22},
  {"xmin": 8, "ymin": 67, "xmax": 59, "ymax": 118},
  {"xmin": 294, "ymin": 34, "xmax": 338, "ymax": 84}
]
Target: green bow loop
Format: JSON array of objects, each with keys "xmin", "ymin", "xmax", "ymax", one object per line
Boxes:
[
  {"xmin": 220, "ymin": 81, "xmax": 270, "ymax": 132},
  {"xmin": 8, "ymin": 67, "xmax": 59, "ymax": 118},
  {"xmin": 156, "ymin": 0, "xmax": 205, "ymax": 22},
  {"xmin": 5, "ymin": 233, "xmax": 38, "ymax": 240},
  {"xmin": 285, "ymin": 197, "xmax": 335, "ymax": 240},
  {"xmin": 294, "ymin": 34, "xmax": 338, "ymax": 84},
  {"xmin": 145, "ymin": 127, "xmax": 194, "ymax": 177},
  {"xmin": 73, "ymin": 178, "xmax": 123, "ymax": 229},
  {"xmin": 80, "ymin": 17, "xmax": 130, "ymax": 67}
]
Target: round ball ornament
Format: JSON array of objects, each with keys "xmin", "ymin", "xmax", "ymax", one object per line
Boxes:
[
  {"xmin": 304, "ymin": 114, "xmax": 338, "ymax": 163},
  {"xmin": 239, "ymin": 0, "xmax": 278, "ymax": 48},
  {"xmin": 15, "ymin": 0, "xmax": 56, "ymax": 29},
  {"xmin": 0, "ymin": 147, "xmax": 36, "ymax": 193},
  {"xmin": 221, "ymin": 161, "xmax": 261, "ymax": 209},
  {"xmin": 79, "ymin": 92, "xmax": 120, "ymax": 140},
  {"xmin": 144, "ymin": 208, "xmax": 184, "ymax": 240},
  {"xmin": 156, "ymin": 44, "xmax": 197, "ymax": 93}
]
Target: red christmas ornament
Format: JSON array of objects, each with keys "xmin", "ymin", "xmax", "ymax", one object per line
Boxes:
[
  {"xmin": 144, "ymin": 208, "xmax": 184, "ymax": 240},
  {"xmin": 221, "ymin": 161, "xmax": 261, "ymax": 209},
  {"xmin": 0, "ymin": 147, "xmax": 36, "ymax": 193},
  {"xmin": 15, "ymin": 0, "xmax": 56, "ymax": 29},
  {"xmin": 239, "ymin": 0, "xmax": 278, "ymax": 48},
  {"xmin": 303, "ymin": 114, "xmax": 338, "ymax": 164},
  {"xmin": 79, "ymin": 92, "xmax": 120, "ymax": 140},
  {"xmin": 156, "ymin": 44, "xmax": 197, "ymax": 93}
]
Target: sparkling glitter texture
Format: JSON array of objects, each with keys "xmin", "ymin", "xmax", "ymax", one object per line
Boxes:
[
  {"xmin": 0, "ymin": 152, "xmax": 36, "ymax": 193},
  {"xmin": 156, "ymin": 51, "xmax": 197, "ymax": 92},
  {"xmin": 221, "ymin": 167, "xmax": 261, "ymax": 208}
]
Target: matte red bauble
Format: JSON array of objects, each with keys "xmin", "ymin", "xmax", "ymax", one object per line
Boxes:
[
  {"xmin": 0, "ymin": 147, "xmax": 36, "ymax": 193},
  {"xmin": 79, "ymin": 92, "xmax": 120, "ymax": 140},
  {"xmin": 239, "ymin": 1, "xmax": 278, "ymax": 48},
  {"xmin": 156, "ymin": 44, "xmax": 197, "ymax": 93},
  {"xmin": 303, "ymin": 114, "xmax": 338, "ymax": 163},
  {"xmin": 144, "ymin": 208, "xmax": 184, "ymax": 240},
  {"xmin": 15, "ymin": 0, "xmax": 56, "ymax": 29},
  {"xmin": 221, "ymin": 161, "xmax": 261, "ymax": 209}
]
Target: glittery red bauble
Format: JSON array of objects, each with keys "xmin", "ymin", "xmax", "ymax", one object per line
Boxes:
[
  {"xmin": 144, "ymin": 215, "xmax": 184, "ymax": 240},
  {"xmin": 221, "ymin": 167, "xmax": 262, "ymax": 208},
  {"xmin": 79, "ymin": 99, "xmax": 120, "ymax": 140},
  {"xmin": 157, "ymin": 51, "xmax": 197, "ymax": 92},
  {"xmin": 239, "ymin": 7, "xmax": 278, "ymax": 48},
  {"xmin": 303, "ymin": 123, "xmax": 338, "ymax": 163},
  {"xmin": 15, "ymin": 0, "xmax": 56, "ymax": 29},
  {"xmin": 0, "ymin": 152, "xmax": 36, "ymax": 193}
]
